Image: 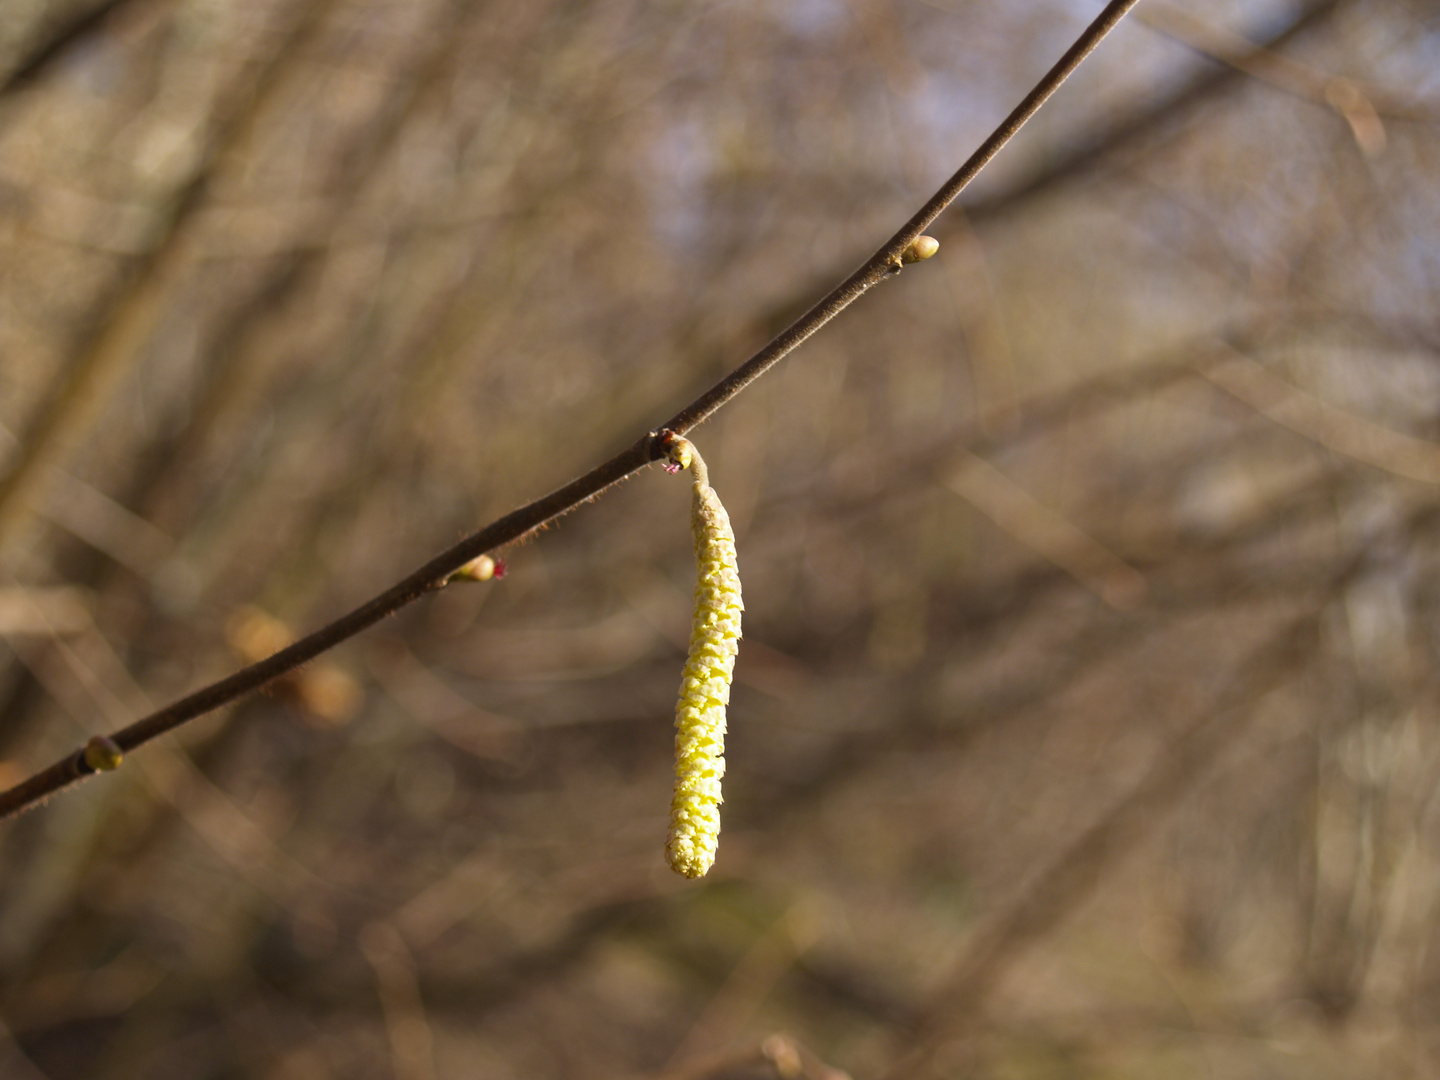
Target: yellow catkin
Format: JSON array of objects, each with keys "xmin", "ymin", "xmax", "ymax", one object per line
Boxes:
[{"xmin": 664, "ymin": 436, "xmax": 743, "ymax": 878}]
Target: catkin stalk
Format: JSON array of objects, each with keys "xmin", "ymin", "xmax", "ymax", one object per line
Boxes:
[{"xmin": 664, "ymin": 437, "xmax": 743, "ymax": 878}]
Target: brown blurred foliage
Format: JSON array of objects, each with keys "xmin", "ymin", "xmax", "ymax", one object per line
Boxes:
[{"xmin": 2, "ymin": 0, "xmax": 1440, "ymax": 1076}]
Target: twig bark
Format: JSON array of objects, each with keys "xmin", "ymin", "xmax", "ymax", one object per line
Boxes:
[{"xmin": 0, "ymin": 0, "xmax": 1144, "ymax": 822}]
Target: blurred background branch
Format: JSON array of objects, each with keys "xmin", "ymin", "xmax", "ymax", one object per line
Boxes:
[
  {"xmin": 2, "ymin": 0, "xmax": 1440, "ymax": 1077},
  {"xmin": 1, "ymin": 0, "xmax": 157, "ymax": 97}
]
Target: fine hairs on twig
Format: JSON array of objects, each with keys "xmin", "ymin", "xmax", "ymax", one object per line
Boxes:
[
  {"xmin": 659, "ymin": 433, "xmax": 743, "ymax": 879},
  {"xmin": 0, "ymin": 0, "xmax": 1143, "ymax": 822}
]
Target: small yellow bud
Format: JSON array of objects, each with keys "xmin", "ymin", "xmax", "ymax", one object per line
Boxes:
[
  {"xmin": 452, "ymin": 554, "xmax": 497, "ymax": 582},
  {"xmin": 901, "ymin": 235, "xmax": 940, "ymax": 264},
  {"xmin": 83, "ymin": 735, "xmax": 123, "ymax": 772},
  {"xmin": 664, "ymin": 437, "xmax": 742, "ymax": 879}
]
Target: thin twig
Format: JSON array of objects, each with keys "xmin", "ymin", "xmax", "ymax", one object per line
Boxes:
[{"xmin": 0, "ymin": 0, "xmax": 1143, "ymax": 822}]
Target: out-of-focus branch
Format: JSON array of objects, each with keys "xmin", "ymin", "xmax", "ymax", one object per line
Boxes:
[
  {"xmin": 662, "ymin": 905, "xmax": 822, "ymax": 1070},
  {"xmin": 0, "ymin": 0, "xmax": 339, "ymax": 556},
  {"xmin": 878, "ymin": 610, "xmax": 1326, "ymax": 1080},
  {"xmin": 963, "ymin": 0, "xmax": 1349, "ymax": 222},
  {"xmin": 0, "ymin": 1017, "xmax": 49, "ymax": 1080},
  {"xmin": 0, "ymin": 0, "xmax": 159, "ymax": 97},
  {"xmin": 1138, "ymin": 0, "xmax": 1438, "ymax": 157},
  {"xmin": 1199, "ymin": 343, "xmax": 1440, "ymax": 485},
  {"xmin": 359, "ymin": 921, "xmax": 437, "ymax": 1080},
  {"xmin": 647, "ymin": 1033, "xmax": 851, "ymax": 1080},
  {"xmin": 941, "ymin": 451, "xmax": 1149, "ymax": 611},
  {"xmin": 0, "ymin": 0, "xmax": 1144, "ymax": 821}
]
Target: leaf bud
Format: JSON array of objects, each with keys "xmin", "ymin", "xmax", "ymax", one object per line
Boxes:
[
  {"xmin": 83, "ymin": 735, "xmax": 123, "ymax": 773},
  {"xmin": 901, "ymin": 235, "xmax": 940, "ymax": 264}
]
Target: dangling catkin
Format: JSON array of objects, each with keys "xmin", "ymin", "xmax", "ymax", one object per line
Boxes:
[{"xmin": 663, "ymin": 435, "xmax": 743, "ymax": 878}]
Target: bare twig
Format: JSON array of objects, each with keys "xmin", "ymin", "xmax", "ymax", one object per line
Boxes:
[{"xmin": 0, "ymin": 0, "xmax": 1143, "ymax": 822}]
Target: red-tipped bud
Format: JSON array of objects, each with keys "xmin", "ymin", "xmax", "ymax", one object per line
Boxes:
[{"xmin": 452, "ymin": 554, "xmax": 499, "ymax": 583}]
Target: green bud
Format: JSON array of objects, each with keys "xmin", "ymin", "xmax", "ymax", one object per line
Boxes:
[
  {"xmin": 83, "ymin": 735, "xmax": 123, "ymax": 772},
  {"xmin": 901, "ymin": 235, "xmax": 940, "ymax": 264}
]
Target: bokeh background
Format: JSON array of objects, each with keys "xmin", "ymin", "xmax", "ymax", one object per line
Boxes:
[{"xmin": 2, "ymin": 0, "xmax": 1439, "ymax": 1076}]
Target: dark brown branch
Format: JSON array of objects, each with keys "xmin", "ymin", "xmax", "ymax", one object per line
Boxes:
[
  {"xmin": 664, "ymin": 0, "xmax": 1143, "ymax": 435},
  {"xmin": 0, "ymin": 0, "xmax": 1143, "ymax": 822},
  {"xmin": 661, "ymin": 0, "xmax": 1344, "ymax": 380}
]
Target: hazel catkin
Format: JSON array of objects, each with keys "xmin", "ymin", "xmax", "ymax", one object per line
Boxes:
[{"xmin": 663, "ymin": 436, "xmax": 743, "ymax": 878}]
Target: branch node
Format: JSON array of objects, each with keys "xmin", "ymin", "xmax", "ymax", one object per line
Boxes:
[
  {"xmin": 890, "ymin": 235, "xmax": 941, "ymax": 275},
  {"xmin": 652, "ymin": 428, "xmax": 684, "ymax": 463}
]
